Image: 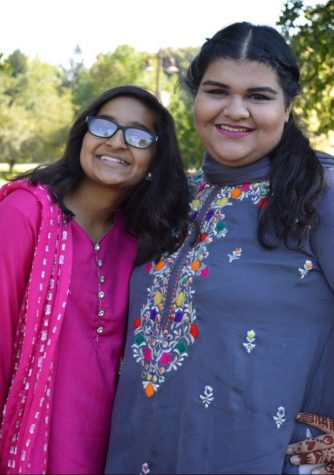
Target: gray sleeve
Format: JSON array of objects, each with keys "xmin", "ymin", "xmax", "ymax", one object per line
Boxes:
[{"xmin": 310, "ymin": 165, "xmax": 334, "ymax": 291}]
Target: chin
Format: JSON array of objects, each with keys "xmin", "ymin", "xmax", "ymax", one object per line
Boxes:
[{"xmin": 213, "ymin": 156, "xmax": 250, "ymax": 167}]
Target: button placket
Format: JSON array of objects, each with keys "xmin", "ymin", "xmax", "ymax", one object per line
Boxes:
[{"xmin": 95, "ymin": 241, "xmax": 105, "ymax": 336}]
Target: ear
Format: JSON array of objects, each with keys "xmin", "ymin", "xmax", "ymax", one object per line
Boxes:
[{"xmin": 285, "ymin": 102, "xmax": 292, "ymax": 123}]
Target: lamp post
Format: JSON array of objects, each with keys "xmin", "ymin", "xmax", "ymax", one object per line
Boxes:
[{"xmin": 145, "ymin": 49, "xmax": 179, "ymax": 103}]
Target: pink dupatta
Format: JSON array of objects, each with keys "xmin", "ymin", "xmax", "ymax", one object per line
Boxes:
[{"xmin": 0, "ymin": 181, "xmax": 73, "ymax": 474}]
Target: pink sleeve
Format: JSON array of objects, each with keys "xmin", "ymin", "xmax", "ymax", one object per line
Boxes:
[{"xmin": 0, "ymin": 189, "xmax": 41, "ymax": 412}]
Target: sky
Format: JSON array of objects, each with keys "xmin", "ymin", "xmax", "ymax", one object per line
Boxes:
[{"xmin": 1, "ymin": 0, "xmax": 323, "ymax": 68}]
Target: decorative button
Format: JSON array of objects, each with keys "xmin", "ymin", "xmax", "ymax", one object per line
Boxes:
[
  {"xmin": 95, "ymin": 243, "xmax": 100, "ymax": 251},
  {"xmin": 98, "ymin": 291, "xmax": 105, "ymax": 299},
  {"xmin": 98, "ymin": 310, "xmax": 105, "ymax": 318},
  {"xmin": 97, "ymin": 259, "xmax": 103, "ymax": 267},
  {"xmin": 96, "ymin": 326, "xmax": 104, "ymax": 334},
  {"xmin": 99, "ymin": 275, "xmax": 105, "ymax": 284}
]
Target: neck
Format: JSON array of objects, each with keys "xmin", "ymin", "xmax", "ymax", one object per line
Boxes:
[{"xmin": 64, "ymin": 181, "xmax": 128, "ymax": 242}]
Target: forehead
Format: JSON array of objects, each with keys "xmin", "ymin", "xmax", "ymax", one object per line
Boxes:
[
  {"xmin": 97, "ymin": 96, "xmax": 156, "ymax": 128},
  {"xmin": 202, "ymin": 58, "xmax": 281, "ymax": 89}
]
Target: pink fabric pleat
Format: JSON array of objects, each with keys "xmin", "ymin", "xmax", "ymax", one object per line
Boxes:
[{"xmin": 0, "ymin": 181, "xmax": 73, "ymax": 474}]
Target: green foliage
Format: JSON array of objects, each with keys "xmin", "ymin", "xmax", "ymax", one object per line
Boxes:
[
  {"xmin": 5, "ymin": 49, "xmax": 28, "ymax": 77},
  {"xmin": 0, "ymin": 44, "xmax": 204, "ymax": 170},
  {"xmin": 170, "ymin": 90, "xmax": 205, "ymax": 170},
  {"xmin": 278, "ymin": 0, "xmax": 334, "ymax": 146},
  {"xmin": 72, "ymin": 45, "xmax": 151, "ymax": 112},
  {"xmin": 165, "ymin": 47, "xmax": 205, "ymax": 169},
  {"xmin": 2, "ymin": 8, "xmax": 333, "ymax": 172},
  {"xmin": 61, "ymin": 45, "xmax": 85, "ymax": 90},
  {"xmin": 0, "ymin": 52, "xmax": 73, "ymax": 167}
]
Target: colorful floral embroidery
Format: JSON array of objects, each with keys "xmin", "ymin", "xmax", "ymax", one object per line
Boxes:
[
  {"xmin": 299, "ymin": 260, "xmax": 313, "ymax": 279},
  {"xmin": 200, "ymin": 386, "xmax": 214, "ymax": 408},
  {"xmin": 243, "ymin": 330, "xmax": 256, "ymax": 353},
  {"xmin": 132, "ymin": 175, "xmax": 270, "ymax": 397},
  {"xmin": 273, "ymin": 406, "xmax": 286, "ymax": 428},
  {"xmin": 228, "ymin": 247, "xmax": 242, "ymax": 262}
]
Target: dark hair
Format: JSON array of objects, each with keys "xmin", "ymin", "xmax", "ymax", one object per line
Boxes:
[
  {"xmin": 185, "ymin": 21, "xmax": 324, "ymax": 247},
  {"xmin": 16, "ymin": 85, "xmax": 190, "ymax": 265}
]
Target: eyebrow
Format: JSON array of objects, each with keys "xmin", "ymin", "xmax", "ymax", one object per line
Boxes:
[{"xmin": 201, "ymin": 80, "xmax": 278, "ymax": 95}]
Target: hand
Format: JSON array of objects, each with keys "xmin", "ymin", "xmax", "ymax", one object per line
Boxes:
[{"xmin": 287, "ymin": 413, "xmax": 334, "ymax": 474}]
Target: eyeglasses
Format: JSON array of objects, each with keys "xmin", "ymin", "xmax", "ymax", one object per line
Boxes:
[{"xmin": 86, "ymin": 116, "xmax": 158, "ymax": 149}]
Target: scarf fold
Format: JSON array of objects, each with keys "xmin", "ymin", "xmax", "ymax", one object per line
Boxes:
[
  {"xmin": 0, "ymin": 180, "xmax": 73, "ymax": 474},
  {"xmin": 202, "ymin": 152, "xmax": 271, "ymax": 185}
]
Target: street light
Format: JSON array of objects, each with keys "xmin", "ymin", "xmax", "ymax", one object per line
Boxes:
[{"xmin": 145, "ymin": 49, "xmax": 179, "ymax": 103}]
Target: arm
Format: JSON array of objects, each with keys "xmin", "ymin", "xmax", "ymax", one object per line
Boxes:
[
  {"xmin": 287, "ymin": 166, "xmax": 334, "ymax": 474},
  {"xmin": 0, "ymin": 189, "xmax": 41, "ymax": 413}
]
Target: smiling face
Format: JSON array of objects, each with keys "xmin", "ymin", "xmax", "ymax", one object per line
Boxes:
[
  {"xmin": 193, "ymin": 58, "xmax": 292, "ymax": 168},
  {"xmin": 80, "ymin": 96, "xmax": 157, "ymax": 189}
]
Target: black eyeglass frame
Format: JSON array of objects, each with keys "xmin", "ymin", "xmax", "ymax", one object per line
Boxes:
[{"xmin": 86, "ymin": 116, "xmax": 158, "ymax": 150}]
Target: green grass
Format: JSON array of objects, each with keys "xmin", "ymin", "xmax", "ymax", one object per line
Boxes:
[
  {"xmin": 0, "ymin": 163, "xmax": 39, "ymax": 173},
  {"xmin": 0, "ymin": 163, "xmax": 39, "ymax": 186}
]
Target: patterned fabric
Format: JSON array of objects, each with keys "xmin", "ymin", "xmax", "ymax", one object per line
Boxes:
[
  {"xmin": 105, "ymin": 155, "xmax": 334, "ymax": 474},
  {"xmin": 132, "ymin": 177, "xmax": 269, "ymax": 398},
  {"xmin": 0, "ymin": 181, "xmax": 72, "ymax": 474}
]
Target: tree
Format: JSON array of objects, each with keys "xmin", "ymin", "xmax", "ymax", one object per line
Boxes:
[
  {"xmin": 165, "ymin": 47, "xmax": 205, "ymax": 169},
  {"xmin": 72, "ymin": 45, "xmax": 149, "ymax": 111},
  {"xmin": 0, "ymin": 103, "xmax": 31, "ymax": 173},
  {"xmin": 0, "ymin": 53, "xmax": 74, "ymax": 169},
  {"xmin": 61, "ymin": 45, "xmax": 85, "ymax": 90},
  {"xmin": 277, "ymin": 0, "xmax": 334, "ymax": 150}
]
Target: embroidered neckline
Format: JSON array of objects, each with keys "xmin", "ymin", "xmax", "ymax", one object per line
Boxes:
[{"xmin": 132, "ymin": 178, "xmax": 270, "ymax": 397}]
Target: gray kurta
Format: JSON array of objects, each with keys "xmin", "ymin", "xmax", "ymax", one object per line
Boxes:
[{"xmin": 105, "ymin": 153, "xmax": 334, "ymax": 474}]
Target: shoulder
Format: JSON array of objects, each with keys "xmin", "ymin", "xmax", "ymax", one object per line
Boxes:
[
  {"xmin": 315, "ymin": 151, "xmax": 334, "ymax": 221},
  {"xmin": 316, "ymin": 150, "xmax": 334, "ymax": 164},
  {"xmin": 1, "ymin": 180, "xmax": 51, "ymax": 204},
  {"xmin": 316, "ymin": 150, "xmax": 334, "ymax": 176},
  {"xmin": 0, "ymin": 187, "xmax": 38, "ymax": 209},
  {"xmin": 0, "ymin": 181, "xmax": 50, "ymax": 224},
  {"xmin": 317, "ymin": 150, "xmax": 334, "ymax": 189}
]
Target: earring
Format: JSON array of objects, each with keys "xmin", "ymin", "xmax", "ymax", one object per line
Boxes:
[{"xmin": 145, "ymin": 172, "xmax": 152, "ymax": 181}]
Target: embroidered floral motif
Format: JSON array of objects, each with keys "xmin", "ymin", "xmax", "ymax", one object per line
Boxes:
[
  {"xmin": 299, "ymin": 260, "xmax": 313, "ymax": 279},
  {"xmin": 242, "ymin": 330, "xmax": 256, "ymax": 353},
  {"xmin": 200, "ymin": 386, "xmax": 214, "ymax": 408},
  {"xmin": 273, "ymin": 406, "xmax": 286, "ymax": 428},
  {"xmin": 228, "ymin": 247, "xmax": 242, "ymax": 262},
  {"xmin": 140, "ymin": 462, "xmax": 150, "ymax": 475},
  {"xmin": 132, "ymin": 175, "xmax": 270, "ymax": 397}
]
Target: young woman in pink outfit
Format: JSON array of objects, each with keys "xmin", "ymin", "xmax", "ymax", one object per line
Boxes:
[{"xmin": 0, "ymin": 85, "xmax": 189, "ymax": 474}]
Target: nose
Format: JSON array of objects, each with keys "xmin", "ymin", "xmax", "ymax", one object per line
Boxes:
[
  {"xmin": 106, "ymin": 129, "xmax": 127, "ymax": 149},
  {"xmin": 223, "ymin": 95, "xmax": 250, "ymax": 120}
]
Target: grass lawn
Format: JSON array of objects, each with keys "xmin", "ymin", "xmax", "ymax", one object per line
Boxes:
[{"xmin": 0, "ymin": 163, "xmax": 39, "ymax": 186}]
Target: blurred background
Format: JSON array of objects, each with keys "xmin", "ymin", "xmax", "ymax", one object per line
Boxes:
[{"xmin": 0, "ymin": 0, "xmax": 333, "ymax": 180}]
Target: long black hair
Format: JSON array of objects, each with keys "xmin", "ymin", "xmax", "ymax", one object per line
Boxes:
[
  {"xmin": 185, "ymin": 22, "xmax": 324, "ymax": 247},
  {"xmin": 16, "ymin": 85, "xmax": 190, "ymax": 264}
]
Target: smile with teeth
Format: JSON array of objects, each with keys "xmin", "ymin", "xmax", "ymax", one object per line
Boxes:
[
  {"xmin": 98, "ymin": 154, "xmax": 130, "ymax": 166},
  {"xmin": 218, "ymin": 125, "xmax": 253, "ymax": 132}
]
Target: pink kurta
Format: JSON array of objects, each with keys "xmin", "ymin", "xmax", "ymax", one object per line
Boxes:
[{"xmin": 0, "ymin": 188, "xmax": 137, "ymax": 474}]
